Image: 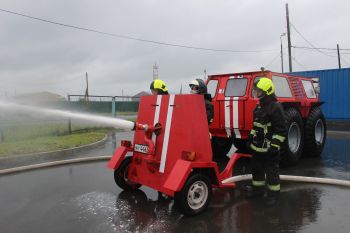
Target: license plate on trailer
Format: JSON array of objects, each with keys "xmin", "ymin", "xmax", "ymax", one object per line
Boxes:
[{"xmin": 134, "ymin": 144, "xmax": 149, "ymax": 154}]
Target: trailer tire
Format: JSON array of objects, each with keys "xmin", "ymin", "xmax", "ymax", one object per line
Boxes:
[
  {"xmin": 211, "ymin": 136, "xmax": 233, "ymax": 158},
  {"xmin": 303, "ymin": 107, "xmax": 326, "ymax": 157},
  {"xmin": 281, "ymin": 108, "xmax": 304, "ymax": 167},
  {"xmin": 175, "ymin": 173, "xmax": 212, "ymax": 216},
  {"xmin": 114, "ymin": 157, "xmax": 141, "ymax": 191}
]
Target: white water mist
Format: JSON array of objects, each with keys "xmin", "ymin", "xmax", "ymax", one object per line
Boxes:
[{"xmin": 0, "ymin": 100, "xmax": 135, "ymax": 130}]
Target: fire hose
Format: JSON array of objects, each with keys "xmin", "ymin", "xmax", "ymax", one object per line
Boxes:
[
  {"xmin": 1, "ymin": 156, "xmax": 350, "ymax": 188},
  {"xmin": 222, "ymin": 174, "xmax": 350, "ymax": 187}
]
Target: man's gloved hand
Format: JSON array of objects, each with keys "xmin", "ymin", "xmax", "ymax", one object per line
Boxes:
[{"xmin": 268, "ymin": 145, "xmax": 280, "ymax": 156}]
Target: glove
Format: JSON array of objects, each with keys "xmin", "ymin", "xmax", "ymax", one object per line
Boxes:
[{"xmin": 268, "ymin": 145, "xmax": 280, "ymax": 156}]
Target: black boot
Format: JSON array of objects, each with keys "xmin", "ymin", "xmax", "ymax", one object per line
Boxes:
[
  {"xmin": 245, "ymin": 185, "xmax": 265, "ymax": 199},
  {"xmin": 265, "ymin": 190, "xmax": 280, "ymax": 206}
]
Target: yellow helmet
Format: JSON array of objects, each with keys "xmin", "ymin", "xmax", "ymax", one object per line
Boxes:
[
  {"xmin": 254, "ymin": 77, "xmax": 275, "ymax": 96},
  {"xmin": 150, "ymin": 79, "xmax": 168, "ymax": 92}
]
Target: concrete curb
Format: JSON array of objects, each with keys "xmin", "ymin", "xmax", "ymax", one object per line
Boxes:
[
  {"xmin": 327, "ymin": 130, "xmax": 350, "ymax": 138},
  {"xmin": 0, "ymin": 156, "xmax": 112, "ymax": 175},
  {"xmin": 0, "ymin": 135, "xmax": 108, "ymax": 169}
]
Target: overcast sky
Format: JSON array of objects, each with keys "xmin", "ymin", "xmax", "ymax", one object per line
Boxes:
[{"xmin": 0, "ymin": 0, "xmax": 349, "ymax": 97}]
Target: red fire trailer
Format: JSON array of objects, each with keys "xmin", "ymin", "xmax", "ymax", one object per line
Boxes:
[{"xmin": 108, "ymin": 94, "xmax": 249, "ymax": 215}]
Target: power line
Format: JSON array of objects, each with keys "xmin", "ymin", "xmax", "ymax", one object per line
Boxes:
[
  {"xmin": 292, "ymin": 56, "xmax": 308, "ymax": 70},
  {"xmin": 264, "ymin": 53, "xmax": 281, "ymax": 69},
  {"xmin": 292, "ymin": 45, "xmax": 350, "ymax": 51},
  {"xmin": 293, "ymin": 46, "xmax": 350, "ymax": 55},
  {"xmin": 340, "ymin": 56, "xmax": 350, "ymax": 67},
  {"xmin": 0, "ymin": 8, "xmax": 278, "ymax": 54},
  {"xmin": 290, "ymin": 22, "xmax": 335, "ymax": 58}
]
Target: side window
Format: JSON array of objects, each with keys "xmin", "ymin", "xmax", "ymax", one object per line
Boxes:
[
  {"xmin": 207, "ymin": 80, "xmax": 218, "ymax": 97},
  {"xmin": 225, "ymin": 78, "xmax": 248, "ymax": 97},
  {"xmin": 302, "ymin": 80, "xmax": 316, "ymax": 98},
  {"xmin": 272, "ymin": 76, "xmax": 293, "ymax": 98}
]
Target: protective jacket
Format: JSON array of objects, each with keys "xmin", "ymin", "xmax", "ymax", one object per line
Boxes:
[
  {"xmin": 204, "ymin": 94, "xmax": 214, "ymax": 125},
  {"xmin": 249, "ymin": 96, "xmax": 286, "ymax": 153}
]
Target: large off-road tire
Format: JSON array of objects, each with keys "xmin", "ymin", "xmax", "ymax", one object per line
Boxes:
[
  {"xmin": 114, "ymin": 157, "xmax": 141, "ymax": 191},
  {"xmin": 175, "ymin": 173, "xmax": 212, "ymax": 216},
  {"xmin": 281, "ymin": 108, "xmax": 304, "ymax": 167},
  {"xmin": 233, "ymin": 138, "xmax": 249, "ymax": 153},
  {"xmin": 211, "ymin": 136, "xmax": 233, "ymax": 158},
  {"xmin": 303, "ymin": 107, "xmax": 327, "ymax": 157}
]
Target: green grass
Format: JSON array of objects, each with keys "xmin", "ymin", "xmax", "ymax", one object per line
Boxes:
[
  {"xmin": 0, "ymin": 111, "xmax": 136, "ymax": 157},
  {"xmin": 0, "ymin": 129, "xmax": 108, "ymax": 157}
]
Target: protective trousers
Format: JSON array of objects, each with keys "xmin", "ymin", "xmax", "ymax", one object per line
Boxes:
[{"xmin": 251, "ymin": 152, "xmax": 280, "ymax": 191}]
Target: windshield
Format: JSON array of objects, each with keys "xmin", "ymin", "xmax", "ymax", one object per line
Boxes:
[{"xmin": 225, "ymin": 78, "xmax": 248, "ymax": 97}]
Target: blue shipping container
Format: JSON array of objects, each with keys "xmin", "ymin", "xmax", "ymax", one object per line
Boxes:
[{"xmin": 290, "ymin": 68, "xmax": 350, "ymax": 120}]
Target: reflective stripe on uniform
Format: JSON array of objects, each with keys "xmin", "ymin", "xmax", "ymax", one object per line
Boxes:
[
  {"xmin": 267, "ymin": 184, "xmax": 280, "ymax": 191},
  {"xmin": 250, "ymin": 144, "xmax": 268, "ymax": 153},
  {"xmin": 253, "ymin": 180, "xmax": 266, "ymax": 186},
  {"xmin": 270, "ymin": 144, "xmax": 280, "ymax": 149},
  {"xmin": 253, "ymin": 122, "xmax": 271, "ymax": 134},
  {"xmin": 250, "ymin": 129, "xmax": 257, "ymax": 136},
  {"xmin": 272, "ymin": 134, "xmax": 286, "ymax": 142}
]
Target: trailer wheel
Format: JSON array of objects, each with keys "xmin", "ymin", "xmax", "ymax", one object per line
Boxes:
[
  {"xmin": 303, "ymin": 107, "xmax": 327, "ymax": 157},
  {"xmin": 175, "ymin": 173, "xmax": 212, "ymax": 216},
  {"xmin": 281, "ymin": 108, "xmax": 304, "ymax": 167},
  {"xmin": 114, "ymin": 157, "xmax": 141, "ymax": 191},
  {"xmin": 211, "ymin": 136, "xmax": 233, "ymax": 158}
]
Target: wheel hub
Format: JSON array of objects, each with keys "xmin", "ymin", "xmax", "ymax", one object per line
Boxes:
[
  {"xmin": 288, "ymin": 122, "xmax": 301, "ymax": 153},
  {"xmin": 187, "ymin": 181, "xmax": 208, "ymax": 210},
  {"xmin": 314, "ymin": 119, "xmax": 325, "ymax": 144}
]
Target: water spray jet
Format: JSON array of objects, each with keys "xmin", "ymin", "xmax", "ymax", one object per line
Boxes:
[{"xmin": 0, "ymin": 100, "xmax": 136, "ymax": 131}]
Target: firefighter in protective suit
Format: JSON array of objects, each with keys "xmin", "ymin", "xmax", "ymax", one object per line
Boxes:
[
  {"xmin": 189, "ymin": 78, "xmax": 214, "ymax": 125},
  {"xmin": 246, "ymin": 77, "xmax": 287, "ymax": 206}
]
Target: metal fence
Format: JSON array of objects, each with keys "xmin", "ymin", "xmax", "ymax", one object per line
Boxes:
[
  {"xmin": 0, "ymin": 94, "xmax": 140, "ymax": 142},
  {"xmin": 67, "ymin": 95, "xmax": 140, "ymax": 116}
]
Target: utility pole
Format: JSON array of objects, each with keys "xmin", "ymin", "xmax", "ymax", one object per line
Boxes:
[
  {"xmin": 204, "ymin": 69, "xmax": 207, "ymax": 81},
  {"xmin": 337, "ymin": 44, "xmax": 341, "ymax": 69},
  {"xmin": 286, "ymin": 3, "xmax": 293, "ymax": 72},
  {"xmin": 280, "ymin": 33, "xmax": 286, "ymax": 73}
]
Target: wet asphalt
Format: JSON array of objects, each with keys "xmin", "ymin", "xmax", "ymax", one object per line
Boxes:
[{"xmin": 0, "ymin": 132, "xmax": 350, "ymax": 233}]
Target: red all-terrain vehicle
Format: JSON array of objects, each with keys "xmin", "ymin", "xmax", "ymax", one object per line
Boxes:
[{"xmin": 207, "ymin": 70, "xmax": 326, "ymax": 166}]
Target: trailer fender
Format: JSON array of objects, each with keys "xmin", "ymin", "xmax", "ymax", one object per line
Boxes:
[
  {"xmin": 163, "ymin": 160, "xmax": 192, "ymax": 192},
  {"xmin": 107, "ymin": 146, "xmax": 129, "ymax": 170}
]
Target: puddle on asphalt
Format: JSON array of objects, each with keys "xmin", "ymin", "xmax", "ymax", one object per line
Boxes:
[
  {"xmin": 71, "ymin": 190, "xmax": 175, "ymax": 233},
  {"xmin": 68, "ymin": 183, "xmax": 350, "ymax": 233}
]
